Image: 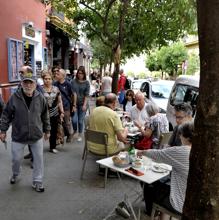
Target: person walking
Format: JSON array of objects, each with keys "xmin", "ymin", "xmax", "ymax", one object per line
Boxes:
[
  {"xmin": 42, "ymin": 71, "xmax": 64, "ymax": 153},
  {"xmin": 0, "ymin": 71, "xmax": 50, "ymax": 192},
  {"xmin": 54, "ymin": 69, "xmax": 76, "ymax": 143},
  {"xmin": 100, "ymin": 71, "xmax": 112, "ymax": 96},
  {"xmin": 71, "ymin": 66, "xmax": 90, "ymax": 142}
]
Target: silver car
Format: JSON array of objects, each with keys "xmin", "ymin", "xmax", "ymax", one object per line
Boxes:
[{"xmin": 140, "ymin": 80, "xmax": 175, "ymax": 113}]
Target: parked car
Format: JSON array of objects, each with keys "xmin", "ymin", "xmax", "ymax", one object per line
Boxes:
[
  {"xmin": 140, "ymin": 80, "xmax": 175, "ymax": 113},
  {"xmin": 166, "ymin": 75, "xmax": 199, "ymax": 130},
  {"xmin": 131, "ymin": 79, "xmax": 149, "ymax": 94}
]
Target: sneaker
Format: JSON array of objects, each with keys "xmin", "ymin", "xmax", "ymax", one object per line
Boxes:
[
  {"xmin": 77, "ymin": 134, "xmax": 82, "ymax": 142},
  {"xmin": 32, "ymin": 182, "xmax": 45, "ymax": 193},
  {"xmin": 115, "ymin": 205, "xmax": 130, "ymax": 218},
  {"xmin": 49, "ymin": 149, "xmax": 58, "ymax": 154},
  {"xmin": 10, "ymin": 175, "xmax": 18, "ymax": 184}
]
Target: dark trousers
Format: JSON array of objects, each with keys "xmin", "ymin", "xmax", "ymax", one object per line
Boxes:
[
  {"xmin": 144, "ymin": 181, "xmax": 180, "ymax": 216},
  {"xmin": 49, "ymin": 115, "xmax": 59, "ymax": 150}
]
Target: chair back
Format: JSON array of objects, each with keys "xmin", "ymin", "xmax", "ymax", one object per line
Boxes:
[
  {"xmin": 159, "ymin": 132, "xmax": 173, "ymax": 146},
  {"xmin": 85, "ymin": 129, "xmax": 109, "ymax": 156}
]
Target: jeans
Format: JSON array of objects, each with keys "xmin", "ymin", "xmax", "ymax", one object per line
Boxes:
[
  {"xmin": 11, "ymin": 138, "xmax": 44, "ymax": 183},
  {"xmin": 72, "ymin": 105, "xmax": 86, "ymax": 134}
]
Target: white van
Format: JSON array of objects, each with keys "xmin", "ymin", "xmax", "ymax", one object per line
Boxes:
[{"xmin": 166, "ymin": 75, "xmax": 199, "ymax": 130}]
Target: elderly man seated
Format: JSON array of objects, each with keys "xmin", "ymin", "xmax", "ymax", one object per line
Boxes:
[
  {"xmin": 168, "ymin": 103, "xmax": 193, "ymax": 147},
  {"xmin": 88, "ymin": 93, "xmax": 128, "ymax": 155},
  {"xmin": 130, "ymin": 91, "xmax": 150, "ymax": 128}
]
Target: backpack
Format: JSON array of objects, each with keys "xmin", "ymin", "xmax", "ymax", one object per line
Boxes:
[{"xmin": 124, "ymin": 77, "xmax": 131, "ymax": 90}]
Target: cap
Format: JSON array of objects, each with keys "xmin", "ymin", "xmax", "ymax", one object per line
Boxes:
[
  {"xmin": 21, "ymin": 72, "xmax": 36, "ymax": 82},
  {"xmin": 65, "ymin": 69, "xmax": 71, "ymax": 75}
]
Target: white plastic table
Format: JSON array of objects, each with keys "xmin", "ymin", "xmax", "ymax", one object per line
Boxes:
[{"xmin": 97, "ymin": 156, "xmax": 172, "ymax": 220}]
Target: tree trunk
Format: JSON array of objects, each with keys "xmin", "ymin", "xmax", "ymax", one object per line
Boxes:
[
  {"xmin": 183, "ymin": 0, "xmax": 219, "ymax": 219},
  {"xmin": 111, "ymin": 0, "xmax": 129, "ymax": 94},
  {"xmin": 112, "ymin": 44, "xmax": 121, "ymax": 94}
]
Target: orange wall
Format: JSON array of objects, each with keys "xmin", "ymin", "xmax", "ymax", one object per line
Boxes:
[{"xmin": 0, "ymin": 0, "xmax": 46, "ymax": 84}]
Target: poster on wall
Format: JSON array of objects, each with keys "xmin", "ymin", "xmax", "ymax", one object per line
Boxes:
[{"xmin": 8, "ymin": 38, "xmax": 23, "ymax": 82}]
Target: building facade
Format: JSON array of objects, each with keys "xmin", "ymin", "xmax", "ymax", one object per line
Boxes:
[
  {"xmin": 0, "ymin": 0, "xmax": 92, "ymax": 101},
  {"xmin": 0, "ymin": 0, "xmax": 46, "ymax": 100}
]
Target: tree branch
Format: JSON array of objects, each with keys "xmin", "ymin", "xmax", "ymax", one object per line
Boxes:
[
  {"xmin": 86, "ymin": 21, "xmax": 112, "ymax": 48},
  {"xmin": 103, "ymin": 0, "xmax": 117, "ymax": 34},
  {"xmin": 79, "ymin": 0, "xmax": 104, "ymax": 22}
]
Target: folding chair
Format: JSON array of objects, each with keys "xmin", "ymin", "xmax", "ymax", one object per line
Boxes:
[
  {"xmin": 80, "ymin": 129, "xmax": 109, "ymax": 188},
  {"xmin": 151, "ymin": 202, "xmax": 182, "ymax": 220},
  {"xmin": 159, "ymin": 132, "xmax": 173, "ymax": 147}
]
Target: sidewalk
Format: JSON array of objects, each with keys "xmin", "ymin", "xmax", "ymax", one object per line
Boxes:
[
  {"xmin": 0, "ymin": 100, "xmax": 150, "ymax": 220},
  {"xmin": 0, "ymin": 137, "xmax": 149, "ymax": 220}
]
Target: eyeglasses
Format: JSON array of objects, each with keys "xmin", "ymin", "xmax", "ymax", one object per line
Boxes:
[
  {"xmin": 175, "ymin": 115, "xmax": 186, "ymax": 120},
  {"xmin": 126, "ymin": 94, "xmax": 132, "ymax": 97}
]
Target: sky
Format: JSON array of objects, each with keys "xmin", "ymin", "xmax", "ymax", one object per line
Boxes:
[{"xmin": 121, "ymin": 54, "xmax": 148, "ymax": 75}]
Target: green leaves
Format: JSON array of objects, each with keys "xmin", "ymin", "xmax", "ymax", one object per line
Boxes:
[
  {"xmin": 146, "ymin": 42, "xmax": 188, "ymax": 76},
  {"xmin": 52, "ymin": 0, "xmax": 197, "ymax": 68}
]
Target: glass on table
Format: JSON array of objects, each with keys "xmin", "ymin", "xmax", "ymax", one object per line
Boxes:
[{"xmin": 142, "ymin": 156, "xmax": 153, "ymax": 171}]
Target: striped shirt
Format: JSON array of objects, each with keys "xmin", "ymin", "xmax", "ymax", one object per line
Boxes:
[{"xmin": 143, "ymin": 145, "xmax": 191, "ymax": 213}]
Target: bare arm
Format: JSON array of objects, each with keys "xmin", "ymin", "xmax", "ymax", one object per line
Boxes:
[{"xmin": 116, "ymin": 127, "xmax": 129, "ymax": 143}]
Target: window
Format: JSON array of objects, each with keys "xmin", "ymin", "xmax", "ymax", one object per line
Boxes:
[
  {"xmin": 170, "ymin": 84, "xmax": 199, "ymax": 111},
  {"xmin": 43, "ymin": 47, "xmax": 48, "ymax": 69},
  {"xmin": 8, "ymin": 38, "xmax": 23, "ymax": 82}
]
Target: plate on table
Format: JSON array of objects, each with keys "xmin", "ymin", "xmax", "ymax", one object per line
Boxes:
[{"xmin": 151, "ymin": 164, "xmax": 171, "ymax": 173}]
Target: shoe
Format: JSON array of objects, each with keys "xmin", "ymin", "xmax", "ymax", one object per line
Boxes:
[
  {"xmin": 24, "ymin": 153, "xmax": 32, "ymax": 159},
  {"xmin": 77, "ymin": 134, "xmax": 82, "ymax": 142},
  {"xmin": 10, "ymin": 175, "xmax": 18, "ymax": 184},
  {"xmin": 49, "ymin": 149, "xmax": 58, "ymax": 154},
  {"xmin": 118, "ymin": 201, "xmax": 131, "ymax": 214},
  {"xmin": 115, "ymin": 205, "xmax": 130, "ymax": 218},
  {"xmin": 32, "ymin": 182, "xmax": 45, "ymax": 193},
  {"xmin": 66, "ymin": 136, "xmax": 72, "ymax": 143}
]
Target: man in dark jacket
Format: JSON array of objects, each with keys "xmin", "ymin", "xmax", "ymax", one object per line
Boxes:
[{"xmin": 0, "ymin": 72, "xmax": 50, "ymax": 192}]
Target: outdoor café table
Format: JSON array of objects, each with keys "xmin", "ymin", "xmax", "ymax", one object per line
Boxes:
[{"xmin": 97, "ymin": 156, "xmax": 172, "ymax": 220}]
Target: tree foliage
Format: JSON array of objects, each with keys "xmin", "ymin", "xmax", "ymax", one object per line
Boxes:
[
  {"xmin": 52, "ymin": 0, "xmax": 197, "ymax": 92},
  {"xmin": 146, "ymin": 42, "xmax": 188, "ymax": 77}
]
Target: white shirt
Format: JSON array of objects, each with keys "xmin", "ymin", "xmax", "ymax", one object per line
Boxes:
[
  {"xmin": 125, "ymin": 101, "xmax": 133, "ymax": 113},
  {"xmin": 130, "ymin": 103, "xmax": 149, "ymax": 126},
  {"xmin": 101, "ymin": 76, "xmax": 112, "ymax": 93}
]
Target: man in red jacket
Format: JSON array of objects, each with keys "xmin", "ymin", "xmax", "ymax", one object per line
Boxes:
[{"xmin": 118, "ymin": 69, "xmax": 126, "ymax": 92}]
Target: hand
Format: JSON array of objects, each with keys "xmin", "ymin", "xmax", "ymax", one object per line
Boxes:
[
  {"xmin": 134, "ymin": 120, "xmax": 142, "ymax": 129},
  {"xmin": 44, "ymin": 133, "xmax": 50, "ymax": 140},
  {"xmin": 0, "ymin": 133, "xmax": 6, "ymax": 142},
  {"xmin": 72, "ymin": 106, "xmax": 77, "ymax": 112},
  {"xmin": 82, "ymin": 105, "xmax": 86, "ymax": 112},
  {"xmin": 137, "ymin": 150, "xmax": 144, "ymax": 158}
]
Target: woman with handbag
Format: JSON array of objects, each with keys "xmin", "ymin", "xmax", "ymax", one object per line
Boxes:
[
  {"xmin": 135, "ymin": 102, "xmax": 169, "ymax": 149},
  {"xmin": 42, "ymin": 71, "xmax": 64, "ymax": 153}
]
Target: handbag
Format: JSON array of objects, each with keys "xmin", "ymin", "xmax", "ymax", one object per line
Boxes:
[
  {"xmin": 135, "ymin": 136, "xmax": 153, "ymax": 150},
  {"xmin": 56, "ymin": 119, "xmax": 64, "ymax": 145}
]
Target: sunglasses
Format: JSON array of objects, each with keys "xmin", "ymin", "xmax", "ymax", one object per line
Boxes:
[{"xmin": 126, "ymin": 94, "xmax": 132, "ymax": 97}]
